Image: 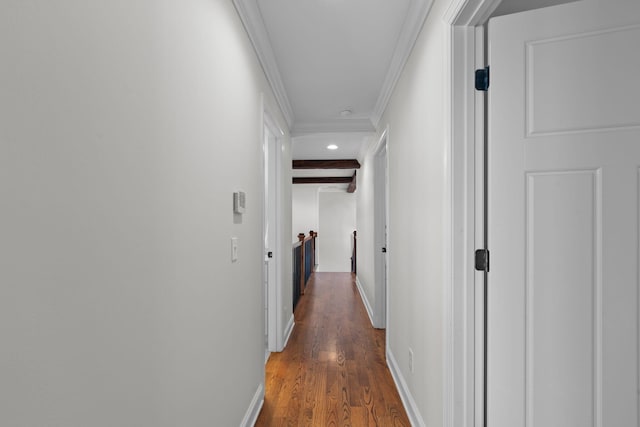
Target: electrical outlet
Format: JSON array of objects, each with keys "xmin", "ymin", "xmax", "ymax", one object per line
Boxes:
[{"xmin": 409, "ymin": 347, "xmax": 414, "ymax": 373}]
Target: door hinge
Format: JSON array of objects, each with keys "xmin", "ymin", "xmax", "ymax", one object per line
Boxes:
[
  {"xmin": 475, "ymin": 66, "xmax": 490, "ymax": 91},
  {"xmin": 475, "ymin": 249, "xmax": 490, "ymax": 272}
]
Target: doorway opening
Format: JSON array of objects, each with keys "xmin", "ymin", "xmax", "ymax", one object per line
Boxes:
[
  {"xmin": 263, "ymin": 107, "xmax": 283, "ymax": 357},
  {"xmin": 446, "ymin": 0, "xmax": 640, "ymax": 425},
  {"xmin": 373, "ymin": 129, "xmax": 388, "ymax": 330}
]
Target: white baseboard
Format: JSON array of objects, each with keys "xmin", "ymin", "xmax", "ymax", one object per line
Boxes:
[
  {"xmin": 386, "ymin": 349, "xmax": 426, "ymax": 427},
  {"xmin": 281, "ymin": 314, "xmax": 295, "ymax": 350},
  {"xmin": 355, "ymin": 276, "xmax": 375, "ymax": 327},
  {"xmin": 239, "ymin": 383, "xmax": 264, "ymax": 427}
]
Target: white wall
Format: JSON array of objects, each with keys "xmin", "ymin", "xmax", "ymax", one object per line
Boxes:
[
  {"xmin": 356, "ymin": 0, "xmax": 450, "ymax": 424},
  {"xmin": 0, "ymin": 1, "xmax": 290, "ymax": 426},
  {"xmin": 318, "ymin": 191, "xmax": 356, "ymax": 272},
  {"xmin": 291, "ymin": 185, "xmax": 319, "ymax": 242}
]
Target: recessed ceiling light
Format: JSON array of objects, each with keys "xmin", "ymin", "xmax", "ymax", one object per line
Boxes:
[{"xmin": 327, "ymin": 144, "xmax": 338, "ymax": 150}]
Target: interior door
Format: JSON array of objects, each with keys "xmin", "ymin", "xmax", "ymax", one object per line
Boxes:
[
  {"xmin": 487, "ymin": 1, "xmax": 640, "ymax": 426},
  {"xmin": 374, "ymin": 140, "xmax": 388, "ymax": 329},
  {"xmin": 264, "ymin": 124, "xmax": 277, "ymax": 355}
]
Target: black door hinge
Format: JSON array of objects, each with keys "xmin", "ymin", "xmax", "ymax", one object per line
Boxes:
[
  {"xmin": 475, "ymin": 66, "xmax": 490, "ymax": 91},
  {"xmin": 475, "ymin": 249, "xmax": 490, "ymax": 272}
]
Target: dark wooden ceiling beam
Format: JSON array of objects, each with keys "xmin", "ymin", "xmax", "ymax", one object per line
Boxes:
[
  {"xmin": 293, "ymin": 159, "xmax": 361, "ymax": 169},
  {"xmin": 292, "ymin": 177, "xmax": 353, "ymax": 184},
  {"xmin": 347, "ymin": 171, "xmax": 357, "ymax": 193}
]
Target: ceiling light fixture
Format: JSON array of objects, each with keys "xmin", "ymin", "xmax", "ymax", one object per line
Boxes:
[
  {"xmin": 327, "ymin": 144, "xmax": 338, "ymax": 150},
  {"xmin": 340, "ymin": 109, "xmax": 353, "ymax": 117}
]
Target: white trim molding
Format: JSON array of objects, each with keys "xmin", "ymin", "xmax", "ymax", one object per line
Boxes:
[
  {"xmin": 282, "ymin": 314, "xmax": 295, "ymax": 350},
  {"xmin": 387, "ymin": 349, "xmax": 427, "ymax": 427},
  {"xmin": 441, "ymin": 1, "xmax": 502, "ymax": 427},
  {"xmin": 355, "ymin": 276, "xmax": 375, "ymax": 327},
  {"xmin": 232, "ymin": 0, "xmax": 295, "ymax": 128},
  {"xmin": 373, "ymin": 128, "xmax": 389, "ymax": 331},
  {"xmin": 263, "ymin": 100, "xmax": 288, "ymax": 354},
  {"xmin": 370, "ymin": 0, "xmax": 435, "ymax": 128},
  {"xmin": 443, "ymin": 0, "xmax": 502, "ymax": 27},
  {"xmin": 239, "ymin": 383, "xmax": 264, "ymax": 427}
]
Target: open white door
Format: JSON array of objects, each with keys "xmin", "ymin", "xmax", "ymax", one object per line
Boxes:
[{"xmin": 488, "ymin": 1, "xmax": 640, "ymax": 425}]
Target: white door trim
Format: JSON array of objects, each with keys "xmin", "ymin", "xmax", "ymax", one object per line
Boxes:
[
  {"xmin": 263, "ymin": 100, "xmax": 286, "ymax": 353},
  {"xmin": 373, "ymin": 127, "xmax": 389, "ymax": 330},
  {"xmin": 442, "ymin": 1, "xmax": 501, "ymax": 426}
]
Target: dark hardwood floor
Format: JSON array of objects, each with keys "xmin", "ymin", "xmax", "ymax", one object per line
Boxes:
[{"xmin": 255, "ymin": 272, "xmax": 410, "ymax": 427}]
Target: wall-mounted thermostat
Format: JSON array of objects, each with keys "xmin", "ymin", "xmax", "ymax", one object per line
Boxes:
[{"xmin": 233, "ymin": 191, "xmax": 246, "ymax": 214}]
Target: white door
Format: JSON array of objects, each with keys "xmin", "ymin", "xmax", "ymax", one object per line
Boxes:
[
  {"xmin": 374, "ymin": 138, "xmax": 388, "ymax": 329},
  {"xmin": 263, "ymin": 124, "xmax": 278, "ymax": 355},
  {"xmin": 488, "ymin": 1, "xmax": 640, "ymax": 426}
]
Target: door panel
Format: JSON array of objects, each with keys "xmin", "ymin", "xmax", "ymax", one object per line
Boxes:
[
  {"xmin": 488, "ymin": 2, "xmax": 640, "ymax": 425},
  {"xmin": 526, "ymin": 25, "xmax": 640, "ymax": 136},
  {"xmin": 526, "ymin": 170, "xmax": 599, "ymax": 427}
]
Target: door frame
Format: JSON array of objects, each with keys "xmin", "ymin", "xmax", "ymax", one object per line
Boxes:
[
  {"xmin": 373, "ymin": 127, "xmax": 389, "ymax": 330},
  {"xmin": 262, "ymin": 101, "xmax": 285, "ymax": 354},
  {"xmin": 443, "ymin": 0, "xmax": 502, "ymax": 426}
]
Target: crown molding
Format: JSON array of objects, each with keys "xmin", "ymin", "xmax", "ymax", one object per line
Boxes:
[
  {"xmin": 370, "ymin": 0, "xmax": 434, "ymax": 129},
  {"xmin": 232, "ymin": 0, "xmax": 295, "ymax": 128},
  {"xmin": 291, "ymin": 119, "xmax": 375, "ymax": 137}
]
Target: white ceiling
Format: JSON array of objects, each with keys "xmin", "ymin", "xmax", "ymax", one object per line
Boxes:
[
  {"xmin": 257, "ymin": 0, "xmax": 412, "ymax": 133},
  {"xmin": 292, "ymin": 132, "xmax": 371, "ymax": 161},
  {"xmin": 233, "ymin": 0, "xmax": 434, "ymax": 149}
]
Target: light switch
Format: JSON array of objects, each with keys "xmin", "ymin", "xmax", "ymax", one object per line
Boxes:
[{"xmin": 231, "ymin": 237, "xmax": 238, "ymax": 262}]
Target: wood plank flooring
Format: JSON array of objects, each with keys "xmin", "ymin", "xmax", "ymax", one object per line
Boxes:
[{"xmin": 255, "ymin": 272, "xmax": 410, "ymax": 427}]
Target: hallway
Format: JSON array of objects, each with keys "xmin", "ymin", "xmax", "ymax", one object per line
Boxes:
[{"xmin": 256, "ymin": 273, "xmax": 409, "ymax": 426}]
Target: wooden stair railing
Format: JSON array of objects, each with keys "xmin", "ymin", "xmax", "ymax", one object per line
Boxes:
[
  {"xmin": 292, "ymin": 231, "xmax": 318, "ymax": 311},
  {"xmin": 351, "ymin": 230, "xmax": 357, "ymax": 274},
  {"xmin": 292, "ymin": 237, "xmax": 303, "ymax": 311}
]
